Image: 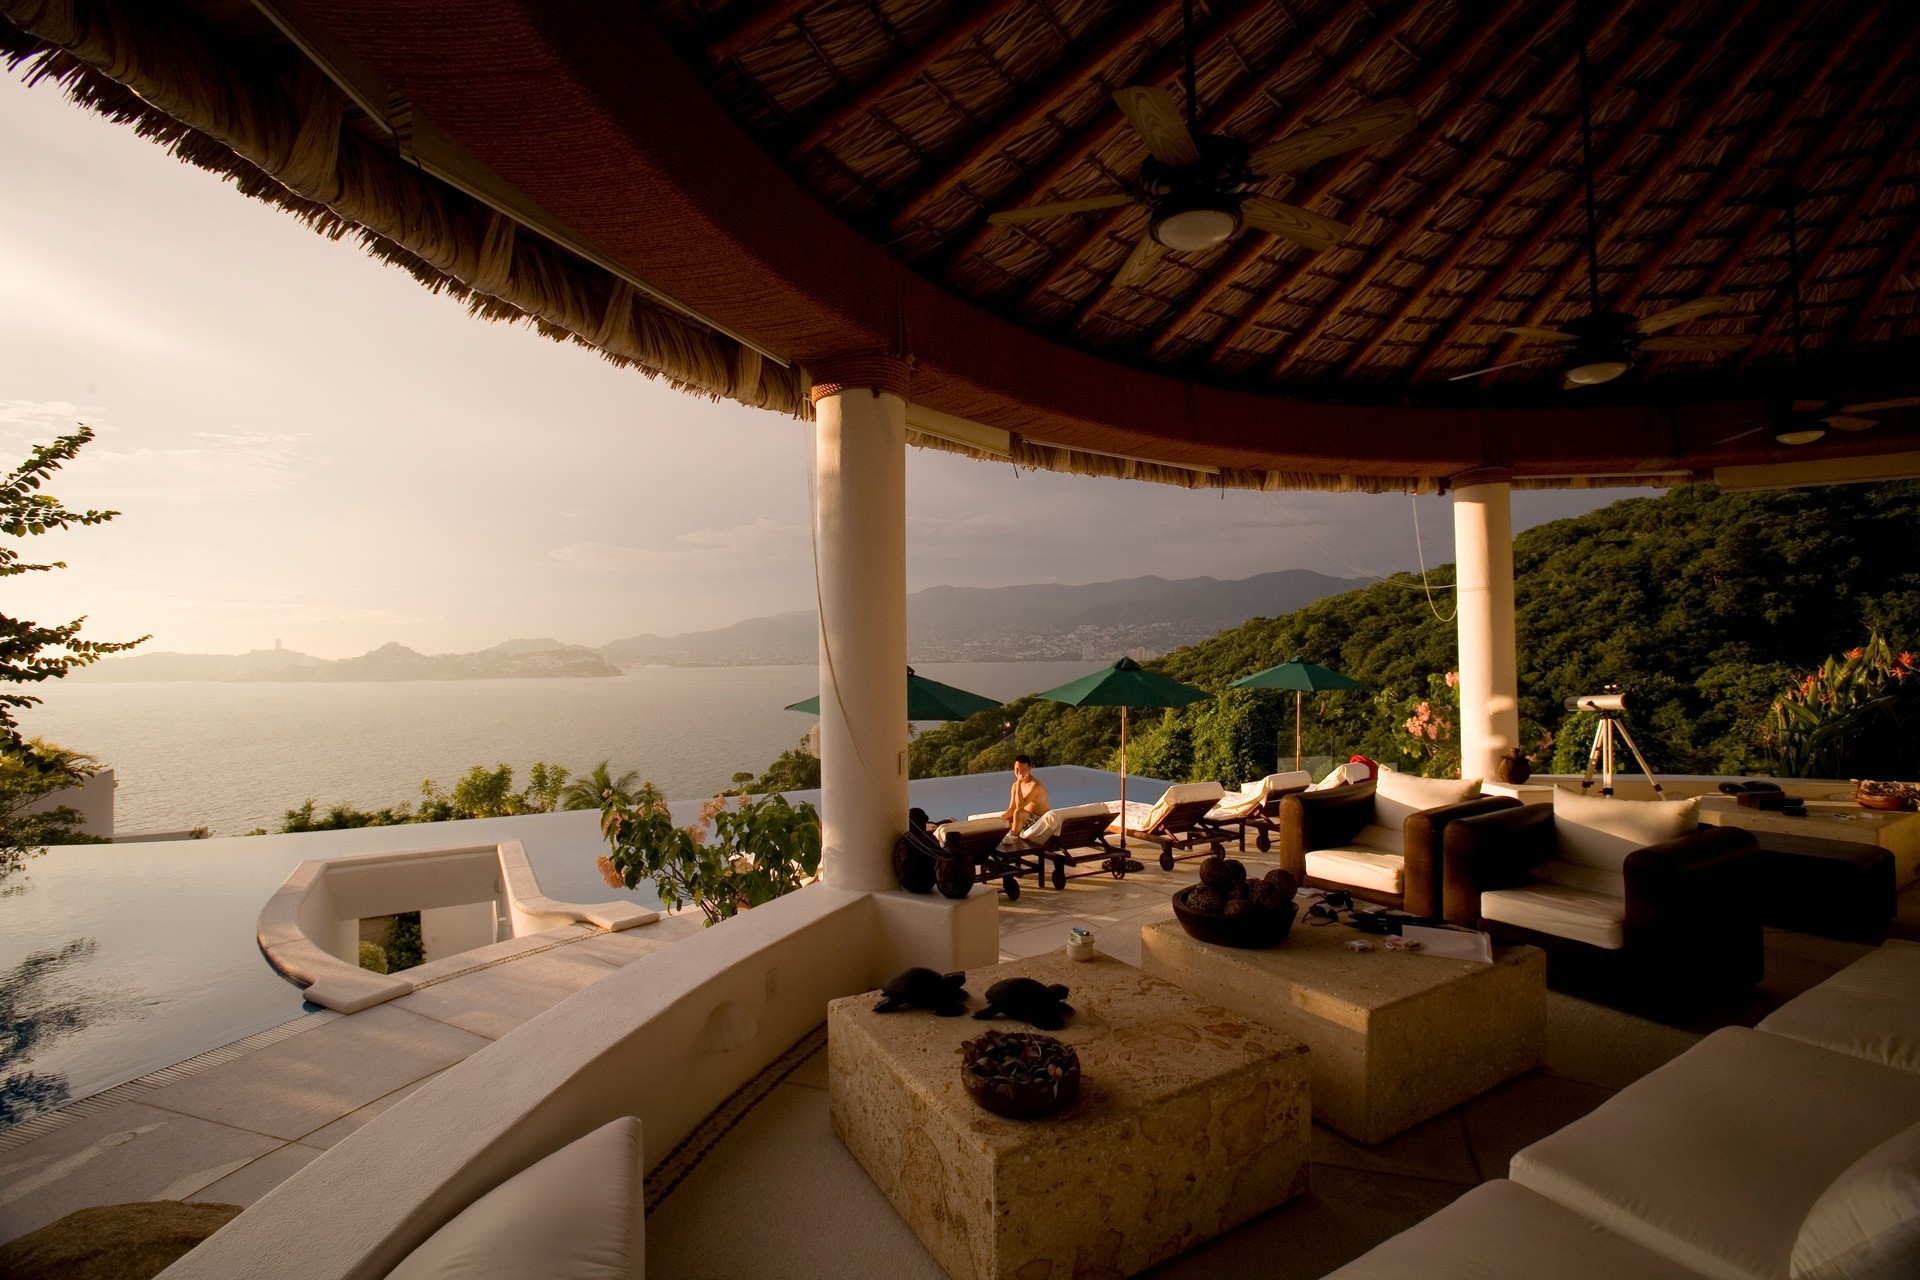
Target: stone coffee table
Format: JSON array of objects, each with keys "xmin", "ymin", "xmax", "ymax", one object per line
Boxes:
[
  {"xmin": 828, "ymin": 951, "xmax": 1310, "ymax": 1280},
  {"xmin": 1140, "ymin": 917, "xmax": 1546, "ymax": 1144}
]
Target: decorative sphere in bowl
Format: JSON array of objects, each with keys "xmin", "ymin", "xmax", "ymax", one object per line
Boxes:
[{"xmin": 1172, "ymin": 884, "xmax": 1298, "ymax": 949}]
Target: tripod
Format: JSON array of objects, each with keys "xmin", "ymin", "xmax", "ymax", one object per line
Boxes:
[{"xmin": 1580, "ymin": 713, "xmax": 1662, "ymax": 797}]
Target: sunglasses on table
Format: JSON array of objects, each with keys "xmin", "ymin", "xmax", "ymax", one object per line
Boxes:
[{"xmin": 1305, "ymin": 890, "xmax": 1353, "ymax": 924}]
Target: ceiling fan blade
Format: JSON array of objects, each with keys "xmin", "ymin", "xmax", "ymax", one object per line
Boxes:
[
  {"xmin": 1790, "ymin": 398, "xmax": 1832, "ymax": 414},
  {"xmin": 1714, "ymin": 426, "xmax": 1768, "ymax": 445},
  {"xmin": 1638, "ymin": 334, "xmax": 1752, "ymax": 352},
  {"xmin": 1446, "ymin": 356, "xmax": 1554, "ymax": 382},
  {"xmin": 987, "ymin": 193, "xmax": 1138, "ymax": 225},
  {"xmin": 1631, "ymin": 295, "xmax": 1735, "ymax": 333},
  {"xmin": 1839, "ymin": 396, "xmax": 1920, "ymax": 413},
  {"xmin": 1239, "ymin": 196, "xmax": 1349, "ymax": 251},
  {"xmin": 1824, "ymin": 415, "xmax": 1880, "ymax": 431},
  {"xmin": 1247, "ymin": 99, "xmax": 1417, "ymax": 178},
  {"xmin": 1112, "ymin": 86, "xmax": 1201, "ymax": 166},
  {"xmin": 1112, "ymin": 232, "xmax": 1170, "ymax": 288},
  {"xmin": 1504, "ymin": 326, "xmax": 1579, "ymax": 343}
]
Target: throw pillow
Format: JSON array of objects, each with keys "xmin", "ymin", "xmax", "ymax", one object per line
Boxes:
[
  {"xmin": 1791, "ymin": 1119, "xmax": 1920, "ymax": 1280},
  {"xmin": 1551, "ymin": 789, "xmax": 1699, "ymax": 873},
  {"xmin": 1373, "ymin": 769, "xmax": 1481, "ymax": 833}
]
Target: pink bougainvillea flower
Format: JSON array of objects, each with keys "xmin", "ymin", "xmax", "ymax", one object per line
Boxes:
[
  {"xmin": 597, "ymin": 855, "xmax": 622, "ymax": 889},
  {"xmin": 1444, "ymin": 671, "xmax": 1460, "ymax": 687}
]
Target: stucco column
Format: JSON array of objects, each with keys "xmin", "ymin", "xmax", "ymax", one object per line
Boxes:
[
  {"xmin": 811, "ymin": 357, "xmax": 911, "ymax": 892},
  {"xmin": 1451, "ymin": 469, "xmax": 1520, "ymax": 783}
]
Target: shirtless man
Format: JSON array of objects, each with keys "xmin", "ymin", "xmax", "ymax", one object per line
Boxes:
[{"xmin": 1002, "ymin": 755, "xmax": 1051, "ymax": 835}]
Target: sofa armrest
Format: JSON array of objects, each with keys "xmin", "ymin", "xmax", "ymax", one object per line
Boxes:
[
  {"xmin": 1403, "ymin": 796, "xmax": 1523, "ymax": 919},
  {"xmin": 1623, "ymin": 827, "xmax": 1764, "ymax": 990},
  {"xmin": 1441, "ymin": 804, "xmax": 1557, "ymax": 927},
  {"xmin": 1278, "ymin": 781, "xmax": 1377, "ymax": 878}
]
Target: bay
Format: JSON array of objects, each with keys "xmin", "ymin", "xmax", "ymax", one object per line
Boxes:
[{"xmin": 21, "ymin": 661, "xmax": 1101, "ymax": 836}]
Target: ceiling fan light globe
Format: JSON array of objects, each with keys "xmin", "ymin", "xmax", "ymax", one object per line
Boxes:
[
  {"xmin": 1152, "ymin": 206, "xmax": 1238, "ymax": 252},
  {"xmin": 1565, "ymin": 360, "xmax": 1630, "ymax": 386},
  {"xmin": 1774, "ymin": 427, "xmax": 1827, "ymax": 446}
]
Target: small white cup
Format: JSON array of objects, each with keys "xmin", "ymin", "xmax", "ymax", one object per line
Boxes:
[{"xmin": 1067, "ymin": 929, "xmax": 1095, "ymax": 961}]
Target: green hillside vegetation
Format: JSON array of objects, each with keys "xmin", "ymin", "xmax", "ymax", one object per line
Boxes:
[{"xmin": 896, "ymin": 482, "xmax": 1920, "ymax": 786}]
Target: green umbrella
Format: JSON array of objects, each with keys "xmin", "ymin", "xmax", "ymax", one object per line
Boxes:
[
  {"xmin": 1232, "ymin": 655, "xmax": 1367, "ymax": 771},
  {"xmin": 784, "ymin": 667, "xmax": 1001, "ymax": 722},
  {"xmin": 1035, "ymin": 657, "xmax": 1210, "ymax": 845}
]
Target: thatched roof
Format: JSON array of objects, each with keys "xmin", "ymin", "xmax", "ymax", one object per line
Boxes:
[{"xmin": 5, "ymin": 0, "xmax": 1918, "ymax": 492}]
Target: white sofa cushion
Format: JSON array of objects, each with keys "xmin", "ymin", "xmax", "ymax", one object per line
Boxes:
[
  {"xmin": 1305, "ymin": 846, "xmax": 1403, "ymax": 896},
  {"xmin": 1759, "ymin": 940, "xmax": 1920, "ymax": 1074},
  {"xmin": 386, "ymin": 1116, "xmax": 644, "ymax": 1280},
  {"xmin": 1552, "ymin": 789, "xmax": 1699, "ymax": 873},
  {"xmin": 1373, "ymin": 770, "xmax": 1481, "ymax": 834},
  {"xmin": 1323, "ymin": 1179, "xmax": 1708, "ymax": 1280},
  {"xmin": 1020, "ymin": 801, "xmax": 1115, "ymax": 843},
  {"xmin": 1511, "ymin": 1028, "xmax": 1920, "ymax": 1280},
  {"xmin": 1791, "ymin": 1120, "xmax": 1920, "ymax": 1280},
  {"xmin": 1479, "ymin": 882, "xmax": 1626, "ymax": 949}
]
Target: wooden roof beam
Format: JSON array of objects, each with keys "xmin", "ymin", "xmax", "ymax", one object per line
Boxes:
[
  {"xmin": 999, "ymin": 0, "xmax": 1369, "ymax": 307},
  {"xmin": 886, "ymin": 1, "xmax": 1184, "ymax": 236},
  {"xmin": 1602, "ymin": 6, "xmax": 1889, "ymax": 319},
  {"xmin": 1059, "ymin": 0, "xmax": 1447, "ymax": 329},
  {"xmin": 709, "ymin": 0, "xmax": 812, "ymax": 63},
  {"xmin": 1400, "ymin": 3, "xmax": 1741, "ymax": 384},
  {"xmin": 1193, "ymin": 0, "xmax": 1583, "ymax": 371},
  {"xmin": 1141, "ymin": 0, "xmax": 1544, "ymax": 360},
  {"xmin": 786, "ymin": 0, "xmax": 1028, "ymax": 161},
  {"xmin": 1478, "ymin": 3, "xmax": 1797, "ymax": 375},
  {"xmin": 1732, "ymin": 111, "xmax": 1920, "ymax": 370},
  {"xmin": 1269, "ymin": 0, "xmax": 1654, "ymax": 379}
]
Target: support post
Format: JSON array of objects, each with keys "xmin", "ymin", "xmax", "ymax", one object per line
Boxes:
[
  {"xmin": 810, "ymin": 357, "xmax": 912, "ymax": 893},
  {"xmin": 1451, "ymin": 469, "xmax": 1521, "ymax": 783}
]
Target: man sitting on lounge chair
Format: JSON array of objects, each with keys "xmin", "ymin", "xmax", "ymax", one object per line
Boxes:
[{"xmin": 1000, "ymin": 755, "xmax": 1051, "ymax": 835}]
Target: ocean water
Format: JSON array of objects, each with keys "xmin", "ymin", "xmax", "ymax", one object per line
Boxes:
[{"xmin": 24, "ymin": 661, "xmax": 1099, "ymax": 836}]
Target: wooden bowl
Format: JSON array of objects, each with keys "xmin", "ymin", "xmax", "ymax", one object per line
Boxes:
[
  {"xmin": 1171, "ymin": 886, "xmax": 1298, "ymax": 949},
  {"xmin": 961, "ymin": 1032, "xmax": 1080, "ymax": 1120},
  {"xmin": 1857, "ymin": 792, "xmax": 1917, "ymax": 812}
]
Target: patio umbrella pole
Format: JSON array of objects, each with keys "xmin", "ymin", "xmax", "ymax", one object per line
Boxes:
[
  {"xmin": 1295, "ymin": 690, "xmax": 1302, "ymax": 772},
  {"xmin": 1119, "ymin": 705, "xmax": 1129, "ymax": 852}
]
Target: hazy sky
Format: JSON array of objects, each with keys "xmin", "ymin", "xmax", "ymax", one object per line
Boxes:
[{"xmin": 1, "ymin": 73, "xmax": 1651, "ymax": 660}]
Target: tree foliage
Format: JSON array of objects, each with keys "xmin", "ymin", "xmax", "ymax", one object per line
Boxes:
[
  {"xmin": 1, "ymin": 427, "xmax": 147, "ymax": 769},
  {"xmin": 892, "ymin": 483, "xmax": 1920, "ymax": 785},
  {"xmin": 598, "ymin": 784, "xmax": 821, "ymax": 926}
]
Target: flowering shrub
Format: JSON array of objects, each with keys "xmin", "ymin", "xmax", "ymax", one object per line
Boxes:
[
  {"xmin": 1762, "ymin": 633, "xmax": 1918, "ymax": 778},
  {"xmin": 598, "ymin": 783, "xmax": 821, "ymax": 926},
  {"xmin": 1388, "ymin": 672, "xmax": 1461, "ymax": 778}
]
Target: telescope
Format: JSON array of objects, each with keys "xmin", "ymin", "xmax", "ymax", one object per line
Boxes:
[
  {"xmin": 1562, "ymin": 687, "xmax": 1659, "ymax": 796},
  {"xmin": 1563, "ymin": 691, "xmax": 1630, "ymax": 713}
]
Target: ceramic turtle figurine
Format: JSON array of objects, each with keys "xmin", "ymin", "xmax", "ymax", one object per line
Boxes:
[
  {"xmin": 874, "ymin": 967, "xmax": 969, "ymax": 1016},
  {"xmin": 972, "ymin": 977, "xmax": 1074, "ymax": 1031}
]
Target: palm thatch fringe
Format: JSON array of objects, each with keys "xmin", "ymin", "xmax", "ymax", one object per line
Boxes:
[{"xmin": 0, "ymin": 0, "xmax": 808, "ymax": 416}]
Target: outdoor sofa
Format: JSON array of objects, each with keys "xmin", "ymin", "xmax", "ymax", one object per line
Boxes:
[{"xmin": 1325, "ymin": 939, "xmax": 1920, "ymax": 1280}]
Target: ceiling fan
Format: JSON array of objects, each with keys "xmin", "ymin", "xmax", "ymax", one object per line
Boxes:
[
  {"xmin": 1716, "ymin": 194, "xmax": 1920, "ymax": 446},
  {"xmin": 1448, "ymin": 2, "xmax": 1750, "ymax": 389},
  {"xmin": 986, "ymin": 0, "xmax": 1416, "ymax": 287}
]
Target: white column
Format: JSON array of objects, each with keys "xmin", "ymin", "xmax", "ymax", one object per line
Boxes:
[
  {"xmin": 811, "ymin": 358, "xmax": 910, "ymax": 892},
  {"xmin": 1451, "ymin": 469, "xmax": 1520, "ymax": 783}
]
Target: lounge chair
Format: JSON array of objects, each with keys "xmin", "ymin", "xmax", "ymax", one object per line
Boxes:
[
  {"xmin": 932, "ymin": 817, "xmax": 1036, "ymax": 900},
  {"xmin": 1019, "ymin": 801, "xmax": 1128, "ymax": 888},
  {"xmin": 1198, "ymin": 770, "xmax": 1313, "ymax": 852},
  {"xmin": 1110, "ymin": 781, "xmax": 1227, "ymax": 872}
]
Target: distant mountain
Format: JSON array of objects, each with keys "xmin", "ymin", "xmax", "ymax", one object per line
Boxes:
[
  {"xmin": 78, "ymin": 641, "xmax": 621, "ymax": 683},
  {"xmin": 599, "ymin": 569, "xmax": 1361, "ymax": 665}
]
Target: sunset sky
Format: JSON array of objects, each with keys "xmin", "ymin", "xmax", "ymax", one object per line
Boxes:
[{"xmin": 1, "ymin": 72, "xmax": 1648, "ymax": 660}]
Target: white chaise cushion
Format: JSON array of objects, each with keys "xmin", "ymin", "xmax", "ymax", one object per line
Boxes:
[
  {"xmin": 1479, "ymin": 881, "xmax": 1625, "ymax": 949},
  {"xmin": 1511, "ymin": 1028, "xmax": 1920, "ymax": 1280},
  {"xmin": 1552, "ymin": 789, "xmax": 1699, "ymax": 874},
  {"xmin": 1323, "ymin": 1179, "xmax": 1708, "ymax": 1280},
  {"xmin": 1112, "ymin": 781, "xmax": 1224, "ymax": 834},
  {"xmin": 936, "ymin": 816, "xmax": 1008, "ymax": 845},
  {"xmin": 386, "ymin": 1116, "xmax": 644, "ymax": 1280},
  {"xmin": 1304, "ymin": 845, "xmax": 1403, "ymax": 895},
  {"xmin": 1759, "ymin": 940, "xmax": 1920, "ymax": 1074},
  {"xmin": 1373, "ymin": 770, "xmax": 1481, "ymax": 834},
  {"xmin": 1020, "ymin": 801, "xmax": 1115, "ymax": 843},
  {"xmin": 1791, "ymin": 1120, "xmax": 1920, "ymax": 1280}
]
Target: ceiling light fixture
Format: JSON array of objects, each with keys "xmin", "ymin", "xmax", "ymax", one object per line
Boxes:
[
  {"xmin": 1773, "ymin": 427, "xmax": 1827, "ymax": 446},
  {"xmin": 1565, "ymin": 359, "xmax": 1631, "ymax": 386},
  {"xmin": 1151, "ymin": 204, "xmax": 1240, "ymax": 252}
]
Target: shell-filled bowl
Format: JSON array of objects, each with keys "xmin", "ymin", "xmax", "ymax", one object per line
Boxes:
[
  {"xmin": 1172, "ymin": 885, "xmax": 1298, "ymax": 949},
  {"xmin": 960, "ymin": 1031, "xmax": 1081, "ymax": 1120}
]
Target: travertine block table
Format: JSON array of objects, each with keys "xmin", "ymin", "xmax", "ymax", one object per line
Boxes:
[
  {"xmin": 828, "ymin": 951, "xmax": 1310, "ymax": 1280},
  {"xmin": 1140, "ymin": 918, "xmax": 1545, "ymax": 1144},
  {"xmin": 1696, "ymin": 795, "xmax": 1919, "ymax": 887}
]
